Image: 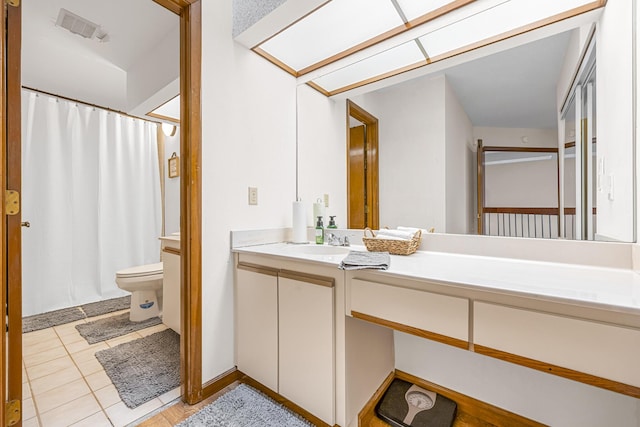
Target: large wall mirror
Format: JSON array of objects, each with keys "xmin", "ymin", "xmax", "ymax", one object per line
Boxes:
[{"xmin": 297, "ymin": 10, "xmax": 635, "ymax": 243}]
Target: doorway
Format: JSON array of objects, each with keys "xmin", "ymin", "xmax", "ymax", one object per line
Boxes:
[
  {"xmin": 347, "ymin": 100, "xmax": 379, "ymax": 230},
  {"xmin": 2, "ymin": 0, "xmax": 202, "ymax": 425}
]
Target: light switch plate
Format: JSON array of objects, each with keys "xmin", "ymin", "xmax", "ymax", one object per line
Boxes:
[{"xmin": 248, "ymin": 187, "xmax": 258, "ymax": 205}]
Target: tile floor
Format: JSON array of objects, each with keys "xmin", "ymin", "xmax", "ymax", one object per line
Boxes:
[{"xmin": 22, "ymin": 309, "xmax": 181, "ymax": 427}]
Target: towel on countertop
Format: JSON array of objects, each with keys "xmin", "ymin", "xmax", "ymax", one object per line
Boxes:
[{"xmin": 339, "ymin": 250, "xmax": 390, "ymax": 270}]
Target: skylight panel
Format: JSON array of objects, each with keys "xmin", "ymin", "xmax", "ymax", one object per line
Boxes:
[
  {"xmin": 311, "ymin": 40, "xmax": 425, "ymax": 93},
  {"xmin": 419, "ymin": 0, "xmax": 597, "ymax": 59},
  {"xmin": 258, "ymin": 0, "xmax": 404, "ymax": 72},
  {"xmin": 395, "ymin": 0, "xmax": 459, "ymax": 22}
]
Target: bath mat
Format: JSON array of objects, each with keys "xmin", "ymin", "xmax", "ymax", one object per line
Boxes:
[
  {"xmin": 22, "ymin": 295, "xmax": 131, "ymax": 333},
  {"xmin": 175, "ymin": 383, "xmax": 315, "ymax": 427},
  {"xmin": 80, "ymin": 295, "xmax": 131, "ymax": 317},
  {"xmin": 75, "ymin": 312, "xmax": 162, "ymax": 344},
  {"xmin": 22, "ymin": 307, "xmax": 86, "ymax": 333},
  {"xmin": 96, "ymin": 329, "xmax": 180, "ymax": 409}
]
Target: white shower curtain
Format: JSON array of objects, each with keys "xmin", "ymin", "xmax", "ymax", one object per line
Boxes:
[{"xmin": 22, "ymin": 90, "xmax": 162, "ymax": 316}]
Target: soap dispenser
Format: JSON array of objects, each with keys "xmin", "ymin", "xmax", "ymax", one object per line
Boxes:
[
  {"xmin": 315, "ymin": 216, "xmax": 324, "ymax": 244},
  {"xmin": 327, "ymin": 216, "xmax": 337, "ymax": 229}
]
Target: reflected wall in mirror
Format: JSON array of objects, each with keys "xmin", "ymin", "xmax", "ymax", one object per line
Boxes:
[{"xmin": 333, "ymin": 22, "xmax": 633, "ymax": 242}]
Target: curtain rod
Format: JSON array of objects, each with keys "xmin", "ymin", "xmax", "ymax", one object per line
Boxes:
[{"xmin": 21, "ymin": 86, "xmax": 162, "ymax": 125}]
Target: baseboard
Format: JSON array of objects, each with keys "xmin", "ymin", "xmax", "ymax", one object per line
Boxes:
[
  {"xmin": 359, "ymin": 369, "xmax": 546, "ymax": 427},
  {"xmin": 201, "ymin": 367, "xmax": 243, "ymax": 400}
]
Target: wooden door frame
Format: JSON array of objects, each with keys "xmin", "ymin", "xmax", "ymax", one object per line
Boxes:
[
  {"xmin": 1, "ymin": 1, "xmax": 7, "ymax": 424},
  {"xmin": 346, "ymin": 100, "xmax": 379, "ymax": 230},
  {"xmin": 153, "ymin": 0, "xmax": 203, "ymax": 405}
]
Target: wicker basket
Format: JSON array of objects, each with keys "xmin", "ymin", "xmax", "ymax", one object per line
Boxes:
[{"xmin": 362, "ymin": 228, "xmax": 422, "ymax": 255}]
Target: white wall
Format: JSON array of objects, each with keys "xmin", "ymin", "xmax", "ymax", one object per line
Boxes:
[
  {"xmin": 473, "ymin": 126, "xmax": 558, "ymax": 148},
  {"xmin": 445, "ymin": 79, "xmax": 473, "ymax": 234},
  {"xmin": 350, "ymin": 75, "xmax": 447, "ymax": 231},
  {"xmin": 595, "ymin": 0, "xmax": 634, "ymax": 241},
  {"xmin": 485, "ymin": 158, "xmax": 558, "ymax": 207},
  {"xmin": 201, "ymin": 0, "xmax": 297, "ymax": 382}
]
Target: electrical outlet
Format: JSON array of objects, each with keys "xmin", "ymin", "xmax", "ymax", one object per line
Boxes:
[
  {"xmin": 248, "ymin": 187, "xmax": 258, "ymax": 205},
  {"xmin": 324, "ymin": 193, "xmax": 329, "ymax": 208}
]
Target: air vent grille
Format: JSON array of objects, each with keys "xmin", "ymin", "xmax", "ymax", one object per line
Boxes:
[{"xmin": 55, "ymin": 8, "xmax": 99, "ymax": 39}]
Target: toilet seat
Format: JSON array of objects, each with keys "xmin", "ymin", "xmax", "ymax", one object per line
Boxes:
[{"xmin": 116, "ymin": 262, "xmax": 163, "ymax": 279}]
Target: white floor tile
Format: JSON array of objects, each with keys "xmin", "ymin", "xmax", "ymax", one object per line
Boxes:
[
  {"xmin": 69, "ymin": 411, "xmax": 113, "ymax": 427},
  {"xmin": 39, "ymin": 394, "xmax": 102, "ymax": 427},
  {"xmin": 32, "ymin": 378, "xmax": 91, "ymax": 414},
  {"xmin": 25, "ymin": 355, "xmax": 75, "ymax": 381},
  {"xmin": 104, "ymin": 398, "xmax": 163, "ymax": 427},
  {"xmin": 29, "ymin": 365, "xmax": 83, "ymax": 396},
  {"xmin": 84, "ymin": 370, "xmax": 113, "ymax": 392}
]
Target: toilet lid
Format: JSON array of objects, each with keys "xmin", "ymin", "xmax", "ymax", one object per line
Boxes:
[{"xmin": 116, "ymin": 262, "xmax": 163, "ymax": 278}]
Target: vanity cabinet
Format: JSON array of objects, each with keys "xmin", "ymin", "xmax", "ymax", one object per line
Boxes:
[
  {"xmin": 160, "ymin": 237, "xmax": 181, "ymax": 334},
  {"xmin": 235, "ymin": 265, "xmax": 279, "ymax": 392},
  {"xmin": 278, "ymin": 271, "xmax": 334, "ymax": 424},
  {"xmin": 348, "ymin": 277, "xmax": 469, "ymax": 347},
  {"xmin": 474, "ymin": 301, "xmax": 640, "ymax": 389},
  {"xmin": 235, "ymin": 262, "xmax": 335, "ymax": 425}
]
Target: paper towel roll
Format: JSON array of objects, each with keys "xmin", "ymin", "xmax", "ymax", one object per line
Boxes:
[
  {"xmin": 292, "ymin": 201, "xmax": 307, "ymax": 243},
  {"xmin": 313, "ymin": 200, "xmax": 325, "ymax": 223}
]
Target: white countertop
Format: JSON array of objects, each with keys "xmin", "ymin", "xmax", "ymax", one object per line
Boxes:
[{"xmin": 233, "ymin": 243, "xmax": 640, "ymax": 316}]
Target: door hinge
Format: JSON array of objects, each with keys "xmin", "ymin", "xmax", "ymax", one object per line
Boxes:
[
  {"xmin": 5, "ymin": 190, "xmax": 19, "ymax": 215},
  {"xmin": 5, "ymin": 0, "xmax": 19, "ymax": 7},
  {"xmin": 5, "ymin": 400, "xmax": 20, "ymax": 426}
]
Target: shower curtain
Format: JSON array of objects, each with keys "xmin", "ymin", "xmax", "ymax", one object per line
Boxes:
[{"xmin": 21, "ymin": 90, "xmax": 162, "ymax": 316}]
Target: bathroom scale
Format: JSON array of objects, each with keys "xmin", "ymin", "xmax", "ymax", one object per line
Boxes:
[{"xmin": 375, "ymin": 378, "xmax": 457, "ymax": 427}]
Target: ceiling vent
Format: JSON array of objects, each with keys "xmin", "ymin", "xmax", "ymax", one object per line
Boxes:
[{"xmin": 55, "ymin": 8, "xmax": 100, "ymax": 40}]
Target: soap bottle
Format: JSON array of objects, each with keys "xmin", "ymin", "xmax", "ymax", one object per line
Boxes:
[
  {"xmin": 327, "ymin": 216, "xmax": 338, "ymax": 229},
  {"xmin": 315, "ymin": 216, "xmax": 324, "ymax": 244}
]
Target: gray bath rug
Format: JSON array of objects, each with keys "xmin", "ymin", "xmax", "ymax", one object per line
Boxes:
[
  {"xmin": 22, "ymin": 307, "xmax": 86, "ymax": 333},
  {"xmin": 22, "ymin": 295, "xmax": 131, "ymax": 333},
  {"xmin": 96, "ymin": 329, "xmax": 180, "ymax": 409},
  {"xmin": 176, "ymin": 383, "xmax": 315, "ymax": 427},
  {"xmin": 80, "ymin": 295, "xmax": 131, "ymax": 317},
  {"xmin": 75, "ymin": 312, "xmax": 162, "ymax": 344}
]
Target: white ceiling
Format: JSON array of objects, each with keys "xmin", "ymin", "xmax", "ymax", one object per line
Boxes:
[{"xmin": 22, "ymin": 0, "xmax": 180, "ymax": 119}]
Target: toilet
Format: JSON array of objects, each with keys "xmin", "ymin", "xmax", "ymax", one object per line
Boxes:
[{"xmin": 115, "ymin": 262, "xmax": 164, "ymax": 322}]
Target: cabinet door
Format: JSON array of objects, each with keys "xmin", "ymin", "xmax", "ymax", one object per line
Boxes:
[
  {"xmin": 236, "ymin": 265, "xmax": 279, "ymax": 392},
  {"xmin": 278, "ymin": 272, "xmax": 335, "ymax": 425},
  {"xmin": 161, "ymin": 250, "xmax": 181, "ymax": 333}
]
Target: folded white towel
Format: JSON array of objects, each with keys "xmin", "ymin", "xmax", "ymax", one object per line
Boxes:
[{"xmin": 375, "ymin": 229, "xmax": 415, "ymax": 240}]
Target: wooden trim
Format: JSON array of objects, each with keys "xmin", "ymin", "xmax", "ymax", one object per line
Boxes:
[
  {"xmin": 306, "ymin": 81, "xmax": 331, "ymax": 97},
  {"xmin": 483, "ymin": 207, "xmax": 560, "ymax": 215},
  {"xmin": 153, "ymin": 0, "xmax": 197, "ymax": 15},
  {"xmin": 565, "ymin": 141, "xmax": 576, "ymax": 148},
  {"xmin": 482, "ymin": 146, "xmax": 559, "ymax": 153},
  {"xmin": 357, "ymin": 370, "xmax": 396, "ymax": 426},
  {"xmin": 279, "ymin": 269, "xmax": 334, "ymax": 288},
  {"xmin": 7, "ymin": 2, "xmax": 23, "ymax": 416},
  {"xmin": 476, "ymin": 139, "xmax": 484, "ymax": 235},
  {"xmin": 201, "ymin": 367, "xmax": 243, "ymax": 399},
  {"xmin": 238, "ymin": 373, "xmax": 333, "ymax": 427},
  {"xmin": 351, "ymin": 311, "xmax": 468, "ymax": 350},
  {"xmin": 560, "ymin": 24, "xmax": 596, "ymax": 114},
  {"xmin": 394, "ymin": 370, "xmax": 546, "ymax": 427},
  {"xmin": 564, "ymin": 207, "xmax": 597, "ymax": 215},
  {"xmin": 320, "ymin": 2, "xmax": 606, "ymax": 96},
  {"xmin": 237, "ymin": 261, "xmax": 279, "ymax": 277},
  {"xmin": 1, "ymin": 2, "xmax": 7, "ymax": 423},
  {"xmin": 252, "ymin": 47, "xmax": 299, "ymax": 76},
  {"xmin": 179, "ymin": 0, "xmax": 203, "ymax": 405},
  {"xmin": 474, "ymin": 345, "xmax": 640, "ymax": 399},
  {"xmin": 162, "ymin": 246, "xmax": 182, "ymax": 256}
]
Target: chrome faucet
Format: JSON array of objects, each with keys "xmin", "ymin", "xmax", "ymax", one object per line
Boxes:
[{"xmin": 326, "ymin": 233, "xmax": 350, "ymax": 247}]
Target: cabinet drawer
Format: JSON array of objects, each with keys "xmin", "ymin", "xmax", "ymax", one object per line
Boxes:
[
  {"xmin": 349, "ymin": 279, "xmax": 469, "ymax": 346},
  {"xmin": 474, "ymin": 302, "xmax": 640, "ymax": 388}
]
